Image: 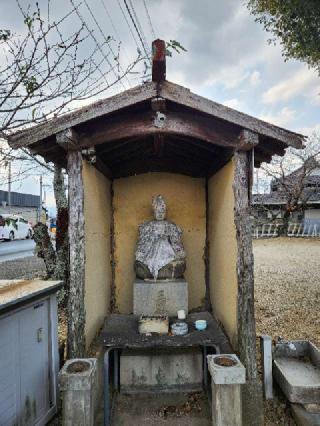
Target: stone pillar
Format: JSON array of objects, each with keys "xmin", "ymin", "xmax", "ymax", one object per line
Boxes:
[
  {"xmin": 59, "ymin": 358, "xmax": 97, "ymax": 426},
  {"xmin": 207, "ymin": 354, "xmax": 246, "ymax": 426}
]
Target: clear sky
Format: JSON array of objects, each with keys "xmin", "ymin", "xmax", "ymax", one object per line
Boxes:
[{"xmin": 0, "ymin": 0, "xmax": 319, "ymax": 209}]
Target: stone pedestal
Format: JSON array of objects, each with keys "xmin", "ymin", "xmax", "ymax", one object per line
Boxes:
[
  {"xmin": 207, "ymin": 354, "xmax": 246, "ymax": 426},
  {"xmin": 120, "ymin": 348, "xmax": 202, "ymax": 393},
  {"xmin": 59, "ymin": 358, "xmax": 97, "ymax": 426},
  {"xmin": 133, "ymin": 279, "xmax": 188, "ymax": 316}
]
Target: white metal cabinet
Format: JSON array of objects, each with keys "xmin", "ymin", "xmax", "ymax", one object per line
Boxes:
[
  {"xmin": 0, "ymin": 284, "xmax": 60, "ymax": 426},
  {"xmin": 20, "ymin": 300, "xmax": 50, "ymax": 425},
  {"xmin": 0, "ymin": 316, "xmax": 19, "ymax": 425}
]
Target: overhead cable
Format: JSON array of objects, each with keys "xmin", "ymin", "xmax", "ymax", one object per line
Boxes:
[
  {"xmin": 82, "ymin": 0, "xmax": 129, "ymax": 89},
  {"xmin": 123, "ymin": 0, "xmax": 151, "ymax": 62},
  {"xmin": 142, "ymin": 0, "xmax": 156, "ymax": 39}
]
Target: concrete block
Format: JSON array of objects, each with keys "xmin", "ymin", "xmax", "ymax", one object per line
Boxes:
[
  {"xmin": 291, "ymin": 403, "xmax": 320, "ymax": 426},
  {"xmin": 59, "ymin": 358, "xmax": 97, "ymax": 426},
  {"xmin": 273, "ymin": 341, "xmax": 320, "ymax": 404},
  {"xmin": 274, "ymin": 358, "xmax": 320, "ymax": 404},
  {"xmin": 207, "ymin": 354, "xmax": 246, "ymax": 426},
  {"xmin": 207, "ymin": 354, "xmax": 246, "ymax": 385},
  {"xmin": 133, "ymin": 279, "xmax": 188, "ymax": 316},
  {"xmin": 120, "ymin": 348, "xmax": 202, "ymax": 392},
  {"xmin": 260, "ymin": 335, "xmax": 273, "ymax": 399}
]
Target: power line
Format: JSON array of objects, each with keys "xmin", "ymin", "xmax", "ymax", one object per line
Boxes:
[
  {"xmin": 99, "ymin": 0, "xmax": 131, "ymax": 60},
  {"xmin": 70, "ymin": 0, "xmax": 124, "ymax": 90},
  {"xmin": 127, "ymin": 0, "xmax": 151, "ymax": 57},
  {"xmin": 142, "ymin": 0, "xmax": 156, "ymax": 39},
  {"xmin": 82, "ymin": 0, "xmax": 129, "ymax": 89},
  {"xmin": 99, "ymin": 0, "xmax": 134, "ymax": 86},
  {"xmin": 123, "ymin": 0, "xmax": 151, "ymax": 62},
  {"xmin": 115, "ymin": 0, "xmax": 141, "ymax": 53}
]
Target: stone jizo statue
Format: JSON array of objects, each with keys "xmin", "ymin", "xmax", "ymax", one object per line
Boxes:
[{"xmin": 135, "ymin": 195, "xmax": 186, "ymax": 280}]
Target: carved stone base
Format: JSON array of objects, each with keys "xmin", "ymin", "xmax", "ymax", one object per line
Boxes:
[
  {"xmin": 135, "ymin": 259, "xmax": 186, "ymax": 280},
  {"xmin": 133, "ymin": 279, "xmax": 188, "ymax": 316}
]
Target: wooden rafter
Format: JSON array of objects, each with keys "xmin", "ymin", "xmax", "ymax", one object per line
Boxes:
[{"xmin": 7, "ymin": 80, "xmax": 304, "ymax": 150}]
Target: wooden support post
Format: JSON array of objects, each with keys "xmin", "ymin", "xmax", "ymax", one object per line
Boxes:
[
  {"xmin": 233, "ymin": 145, "xmax": 263, "ymax": 426},
  {"xmin": 60, "ymin": 128, "xmax": 86, "ymax": 358}
]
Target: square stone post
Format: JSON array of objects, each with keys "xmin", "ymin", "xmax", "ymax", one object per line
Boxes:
[
  {"xmin": 207, "ymin": 354, "xmax": 246, "ymax": 426},
  {"xmin": 59, "ymin": 358, "xmax": 97, "ymax": 426}
]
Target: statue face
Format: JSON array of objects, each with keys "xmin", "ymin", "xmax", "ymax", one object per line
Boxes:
[{"xmin": 152, "ymin": 195, "xmax": 166, "ymax": 221}]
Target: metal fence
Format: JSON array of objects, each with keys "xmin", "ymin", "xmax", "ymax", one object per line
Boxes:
[
  {"xmin": 253, "ymin": 223, "xmax": 320, "ymax": 238},
  {"xmin": 0, "ymin": 190, "xmax": 39, "ymax": 208}
]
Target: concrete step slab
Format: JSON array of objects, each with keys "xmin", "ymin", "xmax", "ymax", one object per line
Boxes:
[{"xmin": 291, "ymin": 403, "xmax": 320, "ymax": 426}]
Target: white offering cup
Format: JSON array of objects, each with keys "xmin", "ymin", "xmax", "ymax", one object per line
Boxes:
[{"xmin": 177, "ymin": 310, "xmax": 186, "ymax": 320}]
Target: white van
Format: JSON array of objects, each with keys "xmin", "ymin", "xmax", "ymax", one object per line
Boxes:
[{"xmin": 0, "ymin": 214, "xmax": 33, "ymax": 241}]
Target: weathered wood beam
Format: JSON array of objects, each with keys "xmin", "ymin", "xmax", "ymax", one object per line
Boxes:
[
  {"xmin": 151, "ymin": 96, "xmax": 166, "ymax": 112},
  {"xmin": 168, "ymin": 134, "xmax": 221, "ymax": 154},
  {"xmin": 77, "ymin": 111, "xmax": 239, "ymax": 149},
  {"xmin": 101, "ymin": 139, "xmax": 149, "ymax": 163},
  {"xmin": 97, "ymin": 136, "xmax": 143, "ymax": 155},
  {"xmin": 162, "ymin": 81, "xmax": 304, "ymax": 148},
  {"xmin": 8, "ymin": 81, "xmax": 157, "ymax": 148},
  {"xmin": 7, "ymin": 80, "xmax": 304, "ymax": 151},
  {"xmin": 165, "ymin": 141, "xmax": 213, "ymax": 165},
  {"xmin": 56, "ymin": 128, "xmax": 79, "ymax": 150},
  {"xmin": 233, "ymin": 150, "xmax": 263, "ymax": 426},
  {"xmin": 153, "ymin": 133, "xmax": 165, "ymax": 156},
  {"xmin": 67, "ymin": 149, "xmax": 86, "ymax": 358},
  {"xmin": 255, "ymin": 137, "xmax": 286, "ymax": 157},
  {"xmin": 111, "ymin": 156, "xmax": 209, "ymax": 178},
  {"xmin": 237, "ymin": 129, "xmax": 259, "ymax": 151},
  {"xmin": 29, "ymin": 138, "xmax": 57, "ymax": 154}
]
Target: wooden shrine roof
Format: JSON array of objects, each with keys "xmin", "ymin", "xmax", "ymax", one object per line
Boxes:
[{"xmin": 7, "ymin": 79, "xmax": 305, "ymax": 178}]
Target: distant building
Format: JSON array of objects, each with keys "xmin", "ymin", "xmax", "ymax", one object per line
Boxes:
[
  {"xmin": 0, "ymin": 190, "xmax": 41, "ymax": 225},
  {"xmin": 253, "ymin": 166, "xmax": 320, "ymax": 226}
]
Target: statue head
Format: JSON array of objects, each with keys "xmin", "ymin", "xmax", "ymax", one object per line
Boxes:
[{"xmin": 152, "ymin": 195, "xmax": 166, "ymax": 221}]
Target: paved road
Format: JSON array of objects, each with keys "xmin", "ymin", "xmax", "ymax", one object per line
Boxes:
[{"xmin": 0, "ymin": 239, "xmax": 36, "ymax": 263}]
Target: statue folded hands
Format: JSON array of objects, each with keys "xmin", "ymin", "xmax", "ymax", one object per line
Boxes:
[{"xmin": 135, "ymin": 195, "xmax": 186, "ymax": 280}]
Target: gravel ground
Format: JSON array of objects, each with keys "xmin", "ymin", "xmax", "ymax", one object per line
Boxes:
[
  {"xmin": 254, "ymin": 237, "xmax": 320, "ymax": 346},
  {"xmin": 0, "ymin": 255, "xmax": 46, "ymax": 280},
  {"xmin": 254, "ymin": 237, "xmax": 320, "ymax": 425}
]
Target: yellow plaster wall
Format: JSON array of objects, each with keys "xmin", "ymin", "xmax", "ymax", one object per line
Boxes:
[
  {"xmin": 113, "ymin": 173, "xmax": 206, "ymax": 313},
  {"xmin": 208, "ymin": 160, "xmax": 238, "ymax": 348},
  {"xmin": 82, "ymin": 161, "xmax": 112, "ymax": 347}
]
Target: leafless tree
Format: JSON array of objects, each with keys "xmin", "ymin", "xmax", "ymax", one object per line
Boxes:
[
  {"xmin": 256, "ymin": 133, "xmax": 320, "ymax": 233},
  {"xmin": 0, "ymin": 0, "xmax": 142, "ymax": 305}
]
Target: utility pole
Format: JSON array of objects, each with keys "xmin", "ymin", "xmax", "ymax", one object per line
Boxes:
[
  {"xmin": 39, "ymin": 175, "xmax": 43, "ymax": 223},
  {"xmin": 8, "ymin": 161, "xmax": 11, "ymax": 206}
]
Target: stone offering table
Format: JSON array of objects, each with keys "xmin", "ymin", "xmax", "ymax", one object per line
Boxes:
[{"xmin": 99, "ymin": 311, "xmax": 232, "ymax": 426}]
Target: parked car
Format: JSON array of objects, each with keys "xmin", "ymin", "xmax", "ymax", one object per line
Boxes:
[{"xmin": 0, "ymin": 214, "xmax": 33, "ymax": 241}]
